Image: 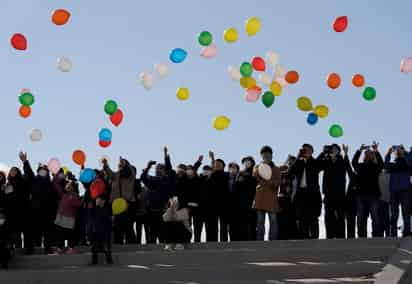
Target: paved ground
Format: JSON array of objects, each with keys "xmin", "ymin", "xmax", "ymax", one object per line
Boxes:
[{"xmin": 0, "ymin": 238, "xmax": 410, "ymax": 284}]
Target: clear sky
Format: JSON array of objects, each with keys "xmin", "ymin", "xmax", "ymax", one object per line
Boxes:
[{"xmin": 0, "ymin": 0, "xmax": 411, "ymax": 173}]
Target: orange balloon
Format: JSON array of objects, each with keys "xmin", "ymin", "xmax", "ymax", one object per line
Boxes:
[
  {"xmin": 52, "ymin": 9, "xmax": 71, "ymax": 26},
  {"xmin": 285, "ymin": 70, "xmax": 299, "ymax": 84},
  {"xmin": 327, "ymin": 73, "xmax": 341, "ymax": 89},
  {"xmin": 19, "ymin": 105, "xmax": 31, "ymax": 118},
  {"xmin": 352, "ymin": 74, "xmax": 365, "ymax": 87},
  {"xmin": 72, "ymin": 150, "xmax": 86, "ymax": 166}
]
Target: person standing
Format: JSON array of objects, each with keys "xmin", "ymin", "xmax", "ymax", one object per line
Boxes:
[
  {"xmin": 343, "ymin": 145, "xmax": 358, "ymax": 239},
  {"xmin": 253, "ymin": 146, "xmax": 281, "ymax": 241},
  {"xmin": 196, "ymin": 165, "xmax": 216, "ymax": 242}
]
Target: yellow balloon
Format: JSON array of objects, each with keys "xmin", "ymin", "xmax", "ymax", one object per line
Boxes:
[
  {"xmin": 240, "ymin": 77, "xmax": 256, "ymax": 89},
  {"xmin": 270, "ymin": 81, "xmax": 282, "ymax": 96},
  {"xmin": 297, "ymin": 97, "xmax": 313, "ymax": 111},
  {"xmin": 62, "ymin": 166, "xmax": 69, "ymax": 175},
  {"xmin": 314, "ymin": 105, "xmax": 329, "ymax": 118},
  {"xmin": 176, "ymin": 87, "xmax": 190, "ymax": 101},
  {"xmin": 213, "ymin": 116, "xmax": 231, "ymax": 131},
  {"xmin": 224, "ymin": 27, "xmax": 239, "ymax": 43},
  {"xmin": 245, "ymin": 16, "xmax": 261, "ymax": 36},
  {"xmin": 112, "ymin": 198, "xmax": 128, "ymax": 215}
]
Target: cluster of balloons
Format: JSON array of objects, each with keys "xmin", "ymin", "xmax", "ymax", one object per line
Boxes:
[
  {"xmin": 198, "ymin": 31, "xmax": 218, "ymax": 59},
  {"xmin": 18, "ymin": 89, "xmax": 35, "ymax": 119},
  {"xmin": 140, "ymin": 63, "xmax": 170, "ymax": 90},
  {"xmin": 99, "ymin": 128, "xmax": 112, "ymax": 148},
  {"xmin": 296, "ymin": 97, "xmax": 330, "ymax": 126},
  {"xmin": 101, "ymin": 100, "xmax": 123, "ymax": 148},
  {"xmin": 223, "ymin": 16, "xmax": 261, "ymax": 44}
]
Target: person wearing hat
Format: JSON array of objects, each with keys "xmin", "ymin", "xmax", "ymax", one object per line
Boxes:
[{"xmin": 253, "ymin": 146, "xmax": 281, "ymax": 241}]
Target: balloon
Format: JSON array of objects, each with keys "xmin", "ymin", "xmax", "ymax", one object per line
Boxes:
[
  {"xmin": 251, "ymin": 57, "xmax": 265, "ymax": 71},
  {"xmin": 262, "ymin": 91, "xmax": 275, "ymax": 108},
  {"xmin": 90, "ymin": 179, "xmax": 106, "ymax": 199},
  {"xmin": 297, "ymin": 97, "xmax": 313, "ymax": 111},
  {"xmin": 139, "ymin": 72, "xmax": 154, "ymax": 90},
  {"xmin": 99, "ymin": 128, "xmax": 112, "ymax": 142},
  {"xmin": 169, "ymin": 48, "xmax": 187, "ymax": 63},
  {"xmin": 80, "ymin": 168, "xmax": 96, "ymax": 184},
  {"xmin": 57, "ymin": 57, "xmax": 72, "ymax": 72},
  {"xmin": 327, "ymin": 73, "xmax": 341, "ymax": 89},
  {"xmin": 176, "ymin": 87, "xmax": 190, "ymax": 101},
  {"xmin": 19, "ymin": 105, "xmax": 31, "ymax": 118},
  {"xmin": 259, "ymin": 73, "xmax": 271, "ymax": 86},
  {"xmin": 333, "ymin": 16, "xmax": 348, "ymax": 32},
  {"xmin": 213, "ymin": 116, "xmax": 231, "ymax": 131},
  {"xmin": 0, "ymin": 163, "xmax": 10, "ymax": 176},
  {"xmin": 99, "ymin": 140, "xmax": 111, "ymax": 148},
  {"xmin": 240, "ymin": 62, "xmax": 253, "ymax": 77},
  {"xmin": 313, "ymin": 105, "xmax": 329, "ymax": 118},
  {"xmin": 270, "ymin": 81, "xmax": 282, "ymax": 96},
  {"xmin": 11, "ymin": 33, "xmax": 27, "ymax": 50},
  {"xmin": 72, "ymin": 150, "xmax": 86, "ymax": 166},
  {"xmin": 200, "ymin": 44, "xmax": 218, "ymax": 59},
  {"xmin": 329, "ymin": 124, "xmax": 344, "ymax": 138},
  {"xmin": 266, "ymin": 51, "xmax": 279, "ymax": 68},
  {"xmin": 112, "ymin": 198, "xmax": 128, "ymax": 215},
  {"xmin": 110, "ymin": 109, "xmax": 123, "ymax": 127},
  {"xmin": 62, "ymin": 166, "xmax": 69, "ymax": 175},
  {"xmin": 51, "ymin": 9, "xmax": 71, "ymax": 26},
  {"xmin": 228, "ymin": 65, "xmax": 242, "ymax": 81},
  {"xmin": 245, "ymin": 90, "xmax": 260, "ymax": 102},
  {"xmin": 400, "ymin": 57, "xmax": 412, "ymax": 73},
  {"xmin": 275, "ymin": 64, "xmax": 287, "ymax": 78},
  {"xmin": 245, "ymin": 16, "xmax": 261, "ymax": 36},
  {"xmin": 154, "ymin": 63, "xmax": 169, "ymax": 78},
  {"xmin": 307, "ymin": 113, "xmax": 318, "ymax": 126},
  {"xmin": 20, "ymin": 88, "xmax": 31, "ymax": 94},
  {"xmin": 274, "ymin": 76, "xmax": 288, "ymax": 88},
  {"xmin": 258, "ymin": 163, "xmax": 272, "ymax": 180},
  {"xmin": 363, "ymin": 86, "xmax": 376, "ymax": 101},
  {"xmin": 352, "ymin": 74, "xmax": 365, "ymax": 87},
  {"xmin": 48, "ymin": 158, "xmax": 61, "ymax": 175},
  {"xmin": 240, "ymin": 77, "xmax": 256, "ymax": 89},
  {"xmin": 248, "ymin": 85, "xmax": 262, "ymax": 95},
  {"xmin": 198, "ymin": 31, "xmax": 213, "ymax": 46},
  {"xmin": 19, "ymin": 92, "xmax": 35, "ymax": 106},
  {"xmin": 285, "ymin": 70, "xmax": 299, "ymax": 84},
  {"xmin": 224, "ymin": 28, "xmax": 239, "ymax": 43},
  {"xmin": 29, "ymin": 129, "xmax": 42, "ymax": 142},
  {"xmin": 104, "ymin": 100, "xmax": 118, "ymax": 115}
]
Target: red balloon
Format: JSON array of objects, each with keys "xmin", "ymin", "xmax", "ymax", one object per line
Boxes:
[
  {"xmin": 99, "ymin": 140, "xmax": 111, "ymax": 148},
  {"xmin": 11, "ymin": 33, "xmax": 27, "ymax": 50},
  {"xmin": 251, "ymin": 57, "xmax": 266, "ymax": 71},
  {"xmin": 110, "ymin": 109, "xmax": 123, "ymax": 127},
  {"xmin": 90, "ymin": 178, "xmax": 106, "ymax": 199},
  {"xmin": 333, "ymin": 16, "xmax": 348, "ymax": 32}
]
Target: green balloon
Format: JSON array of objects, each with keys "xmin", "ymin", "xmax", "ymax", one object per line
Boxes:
[
  {"xmin": 363, "ymin": 86, "xmax": 376, "ymax": 101},
  {"xmin": 262, "ymin": 91, "xmax": 275, "ymax": 108},
  {"xmin": 240, "ymin": 62, "xmax": 253, "ymax": 77},
  {"xmin": 19, "ymin": 92, "xmax": 35, "ymax": 106},
  {"xmin": 329, "ymin": 124, "xmax": 344, "ymax": 138},
  {"xmin": 198, "ymin": 31, "xmax": 213, "ymax": 46},
  {"xmin": 104, "ymin": 100, "xmax": 118, "ymax": 115}
]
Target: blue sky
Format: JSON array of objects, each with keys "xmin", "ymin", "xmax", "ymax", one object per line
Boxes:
[{"xmin": 0, "ymin": 0, "xmax": 411, "ymax": 173}]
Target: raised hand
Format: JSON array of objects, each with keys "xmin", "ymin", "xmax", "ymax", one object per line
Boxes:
[
  {"xmin": 164, "ymin": 146, "xmax": 168, "ymax": 156},
  {"xmin": 198, "ymin": 155, "xmax": 204, "ymax": 163},
  {"xmin": 147, "ymin": 160, "xmax": 156, "ymax": 169},
  {"xmin": 372, "ymin": 142, "xmax": 379, "ymax": 151},
  {"xmin": 209, "ymin": 151, "xmax": 215, "ymax": 160},
  {"xmin": 19, "ymin": 151, "xmax": 27, "ymax": 162},
  {"xmin": 342, "ymin": 144, "xmax": 349, "ymax": 155}
]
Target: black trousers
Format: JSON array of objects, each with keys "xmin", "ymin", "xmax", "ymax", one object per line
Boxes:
[
  {"xmin": 135, "ymin": 214, "xmax": 150, "ymax": 244},
  {"xmin": 294, "ymin": 189, "xmax": 321, "ymax": 239},
  {"xmin": 147, "ymin": 211, "xmax": 164, "ymax": 244},
  {"xmin": 193, "ymin": 209, "xmax": 207, "ymax": 243},
  {"xmin": 380, "ymin": 201, "xmax": 390, "ymax": 237},
  {"xmin": 278, "ymin": 197, "xmax": 298, "ymax": 240},
  {"xmin": 324, "ymin": 202, "xmax": 346, "ymax": 239},
  {"xmin": 113, "ymin": 208, "xmax": 137, "ymax": 245},
  {"xmin": 204, "ymin": 213, "xmax": 219, "ymax": 242},
  {"xmin": 91, "ymin": 232, "xmax": 112, "ymax": 263},
  {"xmin": 163, "ymin": 222, "xmax": 192, "ymax": 244},
  {"xmin": 25, "ymin": 210, "xmax": 55, "ymax": 251},
  {"xmin": 54, "ymin": 225, "xmax": 76, "ymax": 249},
  {"xmin": 218, "ymin": 210, "xmax": 230, "ymax": 242}
]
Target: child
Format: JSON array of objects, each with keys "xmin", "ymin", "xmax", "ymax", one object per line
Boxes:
[
  {"xmin": 90, "ymin": 193, "xmax": 113, "ymax": 265},
  {"xmin": 54, "ymin": 180, "xmax": 81, "ymax": 254}
]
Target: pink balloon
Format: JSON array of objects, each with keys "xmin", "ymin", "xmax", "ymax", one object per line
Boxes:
[
  {"xmin": 200, "ymin": 44, "xmax": 218, "ymax": 59},
  {"xmin": 48, "ymin": 158, "xmax": 61, "ymax": 175},
  {"xmin": 400, "ymin": 57, "xmax": 412, "ymax": 73},
  {"xmin": 245, "ymin": 90, "xmax": 260, "ymax": 102},
  {"xmin": 275, "ymin": 76, "xmax": 289, "ymax": 87}
]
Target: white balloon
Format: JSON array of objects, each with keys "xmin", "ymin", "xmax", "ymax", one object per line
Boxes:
[
  {"xmin": 139, "ymin": 72, "xmax": 154, "ymax": 90},
  {"xmin": 258, "ymin": 163, "xmax": 272, "ymax": 181},
  {"xmin": 227, "ymin": 65, "xmax": 241, "ymax": 81},
  {"xmin": 0, "ymin": 163, "xmax": 10, "ymax": 176},
  {"xmin": 266, "ymin": 51, "xmax": 279, "ymax": 68},
  {"xmin": 57, "ymin": 57, "xmax": 72, "ymax": 72},
  {"xmin": 259, "ymin": 73, "xmax": 272, "ymax": 86},
  {"xmin": 275, "ymin": 64, "xmax": 287, "ymax": 78},
  {"xmin": 30, "ymin": 129, "xmax": 42, "ymax": 142},
  {"xmin": 154, "ymin": 63, "xmax": 170, "ymax": 79}
]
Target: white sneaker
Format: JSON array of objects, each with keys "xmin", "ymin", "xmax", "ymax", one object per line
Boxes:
[
  {"xmin": 174, "ymin": 244, "xmax": 184, "ymax": 250},
  {"xmin": 164, "ymin": 244, "xmax": 173, "ymax": 251}
]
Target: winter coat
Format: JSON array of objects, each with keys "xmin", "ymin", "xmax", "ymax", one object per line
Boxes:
[
  {"xmin": 104, "ymin": 162, "xmax": 137, "ymax": 203},
  {"xmin": 352, "ymin": 150, "xmax": 384, "ymax": 197},
  {"xmin": 196, "ymin": 175, "xmax": 214, "ymax": 212},
  {"xmin": 384, "ymin": 155, "xmax": 411, "ymax": 192},
  {"xmin": 209, "ymin": 171, "xmax": 230, "ymax": 213},
  {"xmin": 234, "ymin": 170, "xmax": 257, "ymax": 212},
  {"xmin": 253, "ymin": 162, "xmax": 281, "ymax": 213},
  {"xmin": 91, "ymin": 205, "xmax": 112, "ymax": 238}
]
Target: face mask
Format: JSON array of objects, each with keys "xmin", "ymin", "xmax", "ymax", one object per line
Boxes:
[
  {"xmin": 186, "ymin": 170, "xmax": 194, "ymax": 177},
  {"xmin": 38, "ymin": 169, "xmax": 48, "ymax": 177},
  {"xmin": 261, "ymin": 153, "xmax": 272, "ymax": 162},
  {"xmin": 229, "ymin": 168, "xmax": 238, "ymax": 176},
  {"xmin": 202, "ymin": 170, "xmax": 212, "ymax": 177}
]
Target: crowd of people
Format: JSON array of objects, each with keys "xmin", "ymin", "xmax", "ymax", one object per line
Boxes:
[{"xmin": 1, "ymin": 143, "xmax": 412, "ymax": 266}]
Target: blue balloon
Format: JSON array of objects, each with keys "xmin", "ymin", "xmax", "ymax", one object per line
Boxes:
[
  {"xmin": 307, "ymin": 112, "xmax": 318, "ymax": 125},
  {"xmin": 79, "ymin": 168, "xmax": 96, "ymax": 183},
  {"xmin": 169, "ymin": 48, "xmax": 187, "ymax": 63},
  {"xmin": 99, "ymin": 128, "xmax": 112, "ymax": 142}
]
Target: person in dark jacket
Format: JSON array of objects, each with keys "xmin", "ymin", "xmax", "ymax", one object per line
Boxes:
[
  {"xmin": 289, "ymin": 144, "xmax": 322, "ymax": 239},
  {"xmin": 352, "ymin": 143, "xmax": 384, "ymax": 238},
  {"xmin": 196, "ymin": 165, "xmax": 216, "ymax": 242},
  {"xmin": 227, "ymin": 162, "xmax": 240, "ymax": 241},
  {"xmin": 141, "ymin": 147, "xmax": 175, "ymax": 244},
  {"xmin": 19, "ymin": 152, "xmax": 58, "ymax": 255},
  {"xmin": 317, "ymin": 144, "xmax": 349, "ymax": 239},
  {"xmin": 343, "ymin": 145, "xmax": 358, "ymax": 239},
  {"xmin": 385, "ymin": 146, "xmax": 412, "ymax": 237}
]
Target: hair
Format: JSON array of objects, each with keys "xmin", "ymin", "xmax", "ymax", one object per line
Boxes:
[
  {"xmin": 215, "ymin": 159, "xmax": 226, "ymax": 168},
  {"xmin": 177, "ymin": 164, "xmax": 187, "ymax": 170},
  {"xmin": 228, "ymin": 162, "xmax": 240, "ymax": 171},
  {"xmin": 202, "ymin": 165, "xmax": 212, "ymax": 171},
  {"xmin": 302, "ymin": 144, "xmax": 314, "ymax": 153},
  {"xmin": 260, "ymin": 145, "xmax": 273, "ymax": 155},
  {"xmin": 241, "ymin": 156, "xmax": 256, "ymax": 166},
  {"xmin": 331, "ymin": 144, "xmax": 341, "ymax": 153}
]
